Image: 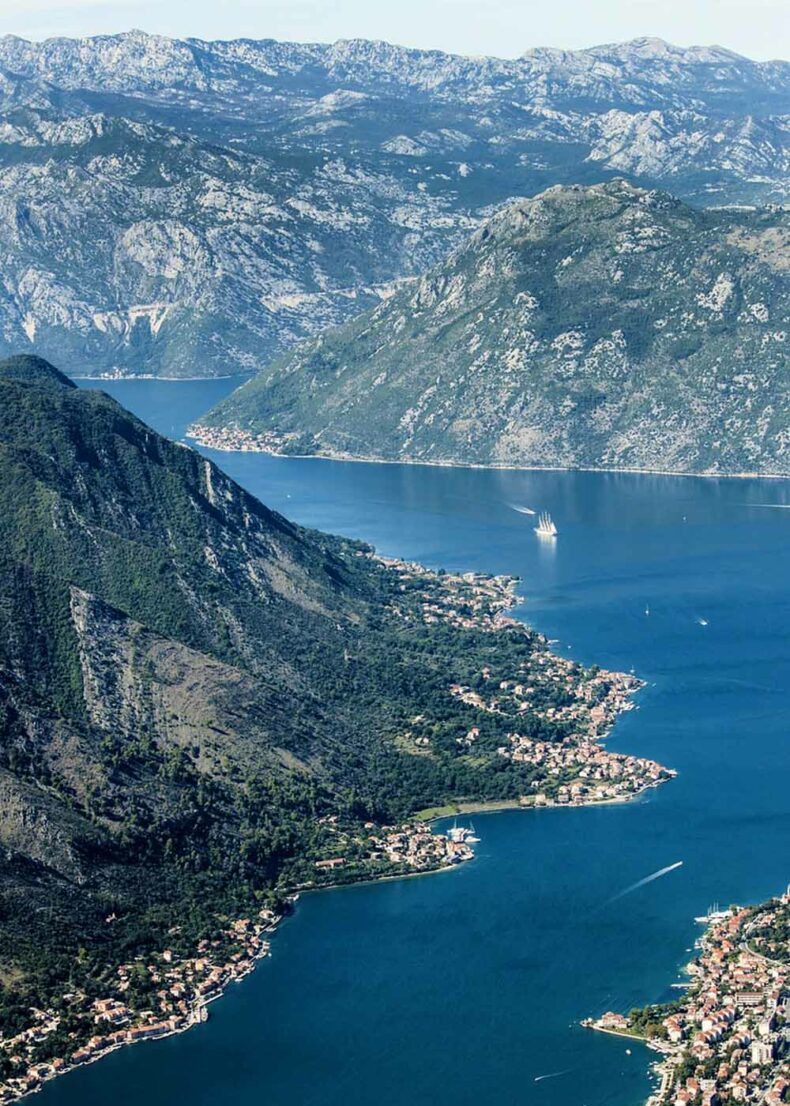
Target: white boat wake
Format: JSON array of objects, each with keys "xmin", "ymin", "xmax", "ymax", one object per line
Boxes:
[
  {"xmin": 534, "ymin": 1069, "xmax": 572, "ymax": 1083},
  {"xmin": 508, "ymin": 503, "xmax": 536, "ymax": 516},
  {"xmin": 606, "ymin": 861, "xmax": 683, "ymax": 904}
]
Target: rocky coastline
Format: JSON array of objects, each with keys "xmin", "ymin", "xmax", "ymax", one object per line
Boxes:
[{"xmin": 186, "ymin": 424, "xmax": 788, "ymax": 482}]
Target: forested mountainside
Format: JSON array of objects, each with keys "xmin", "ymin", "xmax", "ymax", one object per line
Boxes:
[
  {"xmin": 0, "ymin": 32, "xmax": 787, "ymax": 377},
  {"xmin": 198, "ymin": 181, "xmax": 789, "ymax": 476},
  {"xmin": 0, "ymin": 354, "xmax": 666, "ymax": 1045}
]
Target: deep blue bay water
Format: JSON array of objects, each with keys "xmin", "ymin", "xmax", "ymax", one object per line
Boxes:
[{"xmin": 43, "ymin": 378, "xmax": 790, "ymax": 1106}]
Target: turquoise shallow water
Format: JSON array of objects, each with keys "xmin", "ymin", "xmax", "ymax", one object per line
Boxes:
[{"xmin": 43, "ymin": 379, "xmax": 790, "ymax": 1106}]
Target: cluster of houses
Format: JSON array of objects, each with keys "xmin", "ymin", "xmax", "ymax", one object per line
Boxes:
[
  {"xmin": 373, "ymin": 823, "xmax": 474, "ymax": 868},
  {"xmin": 312, "ymin": 822, "xmax": 475, "ymax": 876},
  {"xmin": 468, "ymin": 652, "xmax": 643, "ymax": 732},
  {"xmin": 187, "ymin": 424, "xmax": 294, "ymax": 454},
  {"xmin": 449, "ymin": 649, "xmax": 642, "ymax": 735},
  {"xmin": 655, "ymin": 899, "xmax": 790, "ymax": 1106},
  {"xmin": 308, "ymin": 814, "xmax": 475, "ymax": 880},
  {"xmin": 592, "ymin": 892, "xmax": 790, "ymax": 1106},
  {"xmin": 376, "ymin": 556, "xmax": 520, "ymax": 633},
  {"xmin": 0, "ymin": 909, "xmax": 279, "ymax": 1103},
  {"xmin": 504, "ymin": 733, "xmax": 672, "ymax": 804},
  {"xmin": 447, "ymin": 654, "xmax": 673, "ymax": 804}
]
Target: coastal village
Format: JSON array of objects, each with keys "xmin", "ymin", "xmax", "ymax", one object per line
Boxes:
[
  {"xmin": 501, "ymin": 729, "xmax": 670, "ymax": 806},
  {"xmin": 454, "ymin": 658, "xmax": 671, "ymax": 806},
  {"xmin": 0, "ymin": 821, "xmax": 474, "ymax": 1104},
  {"xmin": 187, "ymin": 424, "xmax": 297, "ymax": 455},
  {"xmin": 381, "ymin": 554, "xmax": 674, "ymax": 806},
  {"xmin": 0, "ymin": 909, "xmax": 279, "ymax": 1103},
  {"xmin": 301, "ymin": 813, "xmax": 476, "ymax": 886},
  {"xmin": 587, "ymin": 890, "xmax": 790, "ymax": 1105},
  {"xmin": 375, "ymin": 554, "xmax": 524, "ymax": 633},
  {"xmin": 0, "ymin": 557, "xmax": 673, "ymax": 1104}
]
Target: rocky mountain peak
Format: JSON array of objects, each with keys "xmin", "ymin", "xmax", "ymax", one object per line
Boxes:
[
  {"xmin": 469, "ymin": 179, "xmax": 677, "ymax": 251},
  {"xmin": 590, "ymin": 36, "xmax": 741, "ymax": 62},
  {"xmin": 200, "ymin": 187, "xmax": 788, "ymax": 476}
]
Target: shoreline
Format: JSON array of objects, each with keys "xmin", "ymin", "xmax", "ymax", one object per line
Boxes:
[
  {"xmin": 585, "ymin": 892, "xmax": 790, "ymax": 1105},
  {"xmin": 0, "ymin": 563, "xmax": 670, "ymax": 1103},
  {"xmin": 186, "ymin": 429, "xmax": 789, "ymax": 483},
  {"xmin": 11, "ymin": 920, "xmax": 279, "ymax": 1101},
  {"xmin": 3, "ymin": 775, "xmax": 671, "ymax": 1104},
  {"xmin": 416, "ymin": 778, "xmax": 667, "ymax": 824},
  {"xmin": 74, "ymin": 375, "xmax": 251, "ymax": 383}
]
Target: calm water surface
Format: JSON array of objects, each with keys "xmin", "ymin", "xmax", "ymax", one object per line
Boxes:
[{"xmin": 46, "ymin": 379, "xmax": 790, "ymax": 1106}]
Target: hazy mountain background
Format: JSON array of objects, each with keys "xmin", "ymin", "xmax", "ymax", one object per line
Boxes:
[{"xmin": 0, "ymin": 31, "xmax": 787, "ymax": 378}]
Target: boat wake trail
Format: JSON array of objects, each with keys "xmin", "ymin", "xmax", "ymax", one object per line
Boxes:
[
  {"xmin": 534, "ymin": 1069, "xmax": 572, "ymax": 1083},
  {"xmin": 508, "ymin": 503, "xmax": 536, "ymax": 516},
  {"xmin": 741, "ymin": 502, "xmax": 790, "ymax": 510},
  {"xmin": 606, "ymin": 861, "xmax": 683, "ymax": 905}
]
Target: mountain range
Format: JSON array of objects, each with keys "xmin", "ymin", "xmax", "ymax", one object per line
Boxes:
[
  {"xmin": 197, "ymin": 180, "xmax": 789, "ymax": 475},
  {"xmin": 0, "ymin": 31, "xmax": 787, "ymax": 377}
]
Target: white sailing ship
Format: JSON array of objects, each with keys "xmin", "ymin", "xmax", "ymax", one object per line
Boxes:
[
  {"xmin": 534, "ymin": 512, "xmax": 558, "ymax": 537},
  {"xmin": 694, "ymin": 903, "xmax": 731, "ymax": 925}
]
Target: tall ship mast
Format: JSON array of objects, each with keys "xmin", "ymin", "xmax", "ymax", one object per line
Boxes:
[{"xmin": 534, "ymin": 512, "xmax": 558, "ymax": 537}]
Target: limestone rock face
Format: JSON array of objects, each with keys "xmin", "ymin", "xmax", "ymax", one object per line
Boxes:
[
  {"xmin": 0, "ymin": 32, "xmax": 786, "ymax": 377},
  {"xmin": 202, "ymin": 181, "xmax": 789, "ymax": 476}
]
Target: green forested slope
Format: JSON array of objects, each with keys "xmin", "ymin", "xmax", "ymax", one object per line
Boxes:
[{"xmin": 0, "ymin": 354, "xmax": 616, "ymax": 1016}]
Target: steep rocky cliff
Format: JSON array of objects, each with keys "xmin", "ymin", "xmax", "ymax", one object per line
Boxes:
[{"xmin": 0, "ymin": 33, "xmax": 787, "ymax": 376}]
